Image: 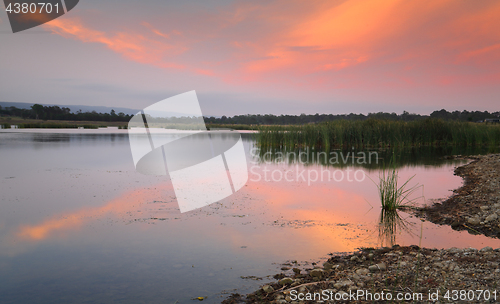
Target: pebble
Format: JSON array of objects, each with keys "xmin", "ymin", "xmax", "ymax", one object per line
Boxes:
[
  {"xmin": 368, "ymin": 263, "xmax": 386, "ymax": 272},
  {"xmin": 310, "ymin": 269, "xmax": 324, "ymax": 278},
  {"xmin": 262, "ymin": 285, "xmax": 274, "ymax": 293},
  {"xmin": 355, "ymin": 268, "xmax": 369, "ymax": 275},
  {"xmin": 278, "ymin": 278, "xmax": 293, "ymax": 285},
  {"xmin": 468, "ymin": 217, "xmax": 480, "ymax": 225},
  {"xmin": 485, "ymin": 213, "xmax": 498, "ymax": 222}
]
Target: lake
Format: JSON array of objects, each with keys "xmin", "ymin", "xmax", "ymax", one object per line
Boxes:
[{"xmin": 1, "ymin": 130, "xmax": 499, "ymax": 303}]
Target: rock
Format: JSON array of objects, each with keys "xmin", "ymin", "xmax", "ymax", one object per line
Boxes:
[
  {"xmin": 323, "ymin": 262, "xmax": 333, "ymax": 270},
  {"xmin": 480, "ymin": 246, "xmax": 493, "ymax": 252},
  {"xmin": 281, "ymin": 267, "xmax": 290, "ymax": 271},
  {"xmin": 368, "ymin": 263, "xmax": 386, "ymax": 272},
  {"xmin": 333, "ymin": 280, "xmax": 354, "ymax": 289},
  {"xmin": 480, "ymin": 206, "xmax": 490, "ymax": 211},
  {"xmin": 485, "ymin": 214, "xmax": 498, "ymax": 222},
  {"xmin": 278, "ymin": 278, "xmax": 293, "ymax": 285},
  {"xmin": 350, "ymin": 256, "xmax": 359, "ymax": 262},
  {"xmin": 292, "ymin": 268, "xmax": 301, "ymax": 274},
  {"xmin": 310, "ymin": 269, "xmax": 324, "ymax": 278},
  {"xmin": 262, "ymin": 285, "xmax": 274, "ymax": 293},
  {"xmin": 355, "ymin": 268, "xmax": 369, "ymax": 275},
  {"xmin": 468, "ymin": 217, "xmax": 480, "ymax": 225}
]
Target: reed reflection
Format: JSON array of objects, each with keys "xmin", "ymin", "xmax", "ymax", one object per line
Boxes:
[{"xmin": 378, "ymin": 209, "xmax": 416, "ymax": 247}]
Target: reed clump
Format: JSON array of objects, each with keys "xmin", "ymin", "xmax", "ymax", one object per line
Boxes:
[
  {"xmin": 377, "ymin": 167, "xmax": 421, "ymax": 211},
  {"xmin": 257, "ymin": 118, "xmax": 500, "ymax": 149}
]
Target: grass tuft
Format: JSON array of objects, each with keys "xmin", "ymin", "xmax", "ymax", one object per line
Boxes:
[{"xmin": 376, "ymin": 156, "xmax": 422, "ymax": 211}]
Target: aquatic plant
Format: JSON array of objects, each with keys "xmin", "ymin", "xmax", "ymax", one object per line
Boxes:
[
  {"xmin": 376, "ymin": 157, "xmax": 422, "ymax": 211},
  {"xmin": 257, "ymin": 118, "xmax": 500, "ymax": 149}
]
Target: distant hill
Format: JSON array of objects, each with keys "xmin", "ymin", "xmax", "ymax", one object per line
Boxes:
[{"xmin": 0, "ymin": 101, "xmax": 140, "ymax": 115}]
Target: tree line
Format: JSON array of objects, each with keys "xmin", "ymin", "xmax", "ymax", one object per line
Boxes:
[
  {"xmin": 1, "ymin": 104, "xmax": 498, "ymax": 125},
  {"xmin": 204, "ymin": 109, "xmax": 500, "ymax": 125},
  {"xmin": 0, "ymin": 104, "xmax": 133, "ymax": 122}
]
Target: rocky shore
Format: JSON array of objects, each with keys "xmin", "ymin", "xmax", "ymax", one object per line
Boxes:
[
  {"xmin": 415, "ymin": 154, "xmax": 500, "ymax": 238},
  {"xmin": 223, "ymin": 154, "xmax": 500, "ymax": 303},
  {"xmin": 223, "ymin": 245, "xmax": 500, "ymax": 303}
]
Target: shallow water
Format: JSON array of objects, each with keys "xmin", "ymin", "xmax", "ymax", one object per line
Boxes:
[{"xmin": 1, "ymin": 130, "xmax": 499, "ymax": 303}]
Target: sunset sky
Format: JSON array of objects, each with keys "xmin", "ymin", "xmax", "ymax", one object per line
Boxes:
[{"xmin": 1, "ymin": 0, "xmax": 499, "ymax": 116}]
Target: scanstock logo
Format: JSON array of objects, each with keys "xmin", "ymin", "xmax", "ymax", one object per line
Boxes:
[
  {"xmin": 128, "ymin": 91, "xmax": 249, "ymax": 213},
  {"xmin": 3, "ymin": 0, "xmax": 79, "ymax": 33}
]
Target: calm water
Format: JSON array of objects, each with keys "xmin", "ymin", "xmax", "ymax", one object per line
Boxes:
[{"xmin": 1, "ymin": 130, "xmax": 499, "ymax": 303}]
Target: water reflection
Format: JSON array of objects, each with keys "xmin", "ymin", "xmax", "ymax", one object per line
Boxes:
[
  {"xmin": 378, "ymin": 209, "xmax": 416, "ymax": 247},
  {"xmin": 1, "ymin": 131, "xmax": 500, "ymax": 304},
  {"xmin": 253, "ymin": 145, "xmax": 497, "ymax": 170}
]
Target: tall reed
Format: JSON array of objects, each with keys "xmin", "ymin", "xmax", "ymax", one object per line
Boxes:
[
  {"xmin": 256, "ymin": 119, "xmax": 500, "ymax": 149},
  {"xmin": 376, "ymin": 156, "xmax": 422, "ymax": 211}
]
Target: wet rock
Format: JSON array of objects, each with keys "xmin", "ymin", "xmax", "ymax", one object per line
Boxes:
[
  {"xmin": 262, "ymin": 285, "xmax": 274, "ymax": 293},
  {"xmin": 278, "ymin": 278, "xmax": 293, "ymax": 285},
  {"xmin": 310, "ymin": 269, "xmax": 324, "ymax": 278}
]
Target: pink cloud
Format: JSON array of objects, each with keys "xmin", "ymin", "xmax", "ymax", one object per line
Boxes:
[{"xmin": 44, "ymin": 18, "xmax": 187, "ymax": 69}]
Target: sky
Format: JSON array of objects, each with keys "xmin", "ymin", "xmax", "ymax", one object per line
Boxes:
[{"xmin": 0, "ymin": 0, "xmax": 499, "ymax": 116}]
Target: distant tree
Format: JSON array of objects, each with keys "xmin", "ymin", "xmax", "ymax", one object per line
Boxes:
[{"xmin": 31, "ymin": 104, "xmax": 44, "ymax": 119}]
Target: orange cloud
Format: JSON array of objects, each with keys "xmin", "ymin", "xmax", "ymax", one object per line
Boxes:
[
  {"xmin": 40, "ymin": 0, "xmax": 500, "ymax": 98},
  {"xmin": 43, "ymin": 18, "xmax": 187, "ymax": 69}
]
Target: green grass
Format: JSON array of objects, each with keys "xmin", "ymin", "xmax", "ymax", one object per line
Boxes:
[
  {"xmin": 376, "ymin": 157, "xmax": 422, "ymax": 211},
  {"xmin": 257, "ymin": 118, "xmax": 500, "ymax": 149}
]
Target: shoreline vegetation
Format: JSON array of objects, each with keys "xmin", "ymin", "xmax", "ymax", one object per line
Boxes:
[
  {"xmin": 257, "ymin": 119, "xmax": 500, "ymax": 149},
  {"xmin": 1, "ymin": 104, "xmax": 498, "ymax": 133}
]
